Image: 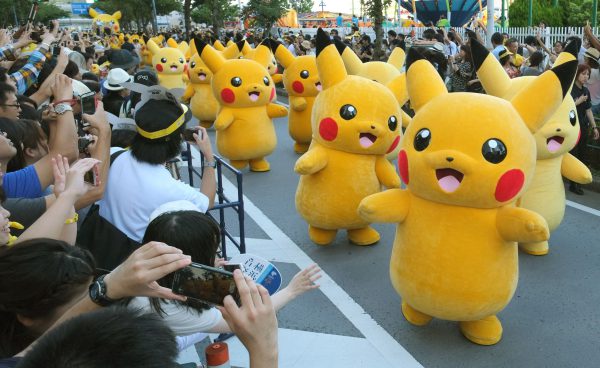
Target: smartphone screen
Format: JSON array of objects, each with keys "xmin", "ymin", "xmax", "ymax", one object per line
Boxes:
[
  {"xmin": 83, "ymin": 165, "xmax": 99, "ymax": 186},
  {"xmin": 52, "ymin": 45, "xmax": 61, "ymax": 56},
  {"xmin": 223, "ymin": 263, "xmax": 243, "ymax": 273},
  {"xmin": 182, "ymin": 128, "xmax": 198, "ymax": 142},
  {"xmin": 80, "ymin": 92, "xmax": 96, "ymax": 115},
  {"xmin": 172, "ymin": 263, "xmax": 241, "ymax": 306}
]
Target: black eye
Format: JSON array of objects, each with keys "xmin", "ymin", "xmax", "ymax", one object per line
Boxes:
[
  {"xmin": 231, "ymin": 77, "xmax": 242, "ymax": 87},
  {"xmin": 414, "ymin": 128, "xmax": 431, "ymax": 151},
  {"xmin": 300, "ymin": 70, "xmax": 309, "ymax": 79},
  {"xmin": 339, "ymin": 104, "xmax": 357, "ymax": 120},
  {"xmin": 263, "ymin": 76, "xmax": 270, "ymax": 86},
  {"xmin": 160, "ymin": 57, "xmax": 167, "ymax": 63},
  {"xmin": 179, "ymin": 58, "xmax": 184, "ymax": 64},
  {"xmin": 388, "ymin": 116, "xmax": 398, "ymax": 131},
  {"xmin": 482, "ymin": 138, "xmax": 507, "ymax": 164},
  {"xmin": 569, "ymin": 110, "xmax": 577, "ymax": 126},
  {"xmin": 191, "ymin": 62, "xmax": 196, "ymax": 68}
]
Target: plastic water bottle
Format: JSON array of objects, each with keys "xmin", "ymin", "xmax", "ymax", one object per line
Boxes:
[{"xmin": 205, "ymin": 342, "xmax": 230, "ymax": 368}]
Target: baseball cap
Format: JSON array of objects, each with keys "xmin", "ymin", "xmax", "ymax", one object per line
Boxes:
[
  {"xmin": 133, "ymin": 70, "xmax": 158, "ymax": 86},
  {"xmin": 499, "ymin": 46, "xmax": 514, "ymax": 59}
]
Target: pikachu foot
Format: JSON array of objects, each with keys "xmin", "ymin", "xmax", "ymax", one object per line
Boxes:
[
  {"xmin": 347, "ymin": 226, "xmax": 380, "ymax": 246},
  {"xmin": 519, "ymin": 240, "xmax": 549, "ymax": 256},
  {"xmin": 229, "ymin": 160, "xmax": 249, "ymax": 170},
  {"xmin": 249, "ymin": 158, "xmax": 270, "ymax": 172},
  {"xmin": 294, "ymin": 142, "xmax": 310, "ymax": 154},
  {"xmin": 401, "ymin": 301, "xmax": 433, "ymax": 326},
  {"xmin": 199, "ymin": 120, "xmax": 214, "ymax": 129},
  {"xmin": 308, "ymin": 225, "xmax": 337, "ymax": 246},
  {"xmin": 459, "ymin": 315, "xmax": 503, "ymax": 346}
]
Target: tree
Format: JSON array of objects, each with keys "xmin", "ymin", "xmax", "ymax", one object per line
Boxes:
[
  {"xmin": 508, "ymin": 0, "xmax": 563, "ymax": 26},
  {"xmin": 288, "ymin": 0, "xmax": 314, "ymax": 13},
  {"xmin": 191, "ymin": 0, "xmax": 239, "ymax": 34},
  {"xmin": 362, "ymin": 0, "xmax": 392, "ymax": 61},
  {"xmin": 243, "ymin": 0, "xmax": 288, "ymax": 32}
]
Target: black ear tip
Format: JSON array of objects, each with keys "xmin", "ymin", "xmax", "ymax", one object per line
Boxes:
[
  {"xmin": 236, "ymin": 40, "xmax": 245, "ymax": 52},
  {"xmin": 405, "ymin": 47, "xmax": 425, "ymax": 70},
  {"xmin": 194, "ymin": 37, "xmax": 207, "ymax": 55},
  {"xmin": 315, "ymin": 28, "xmax": 332, "ymax": 57},
  {"xmin": 469, "ymin": 37, "xmax": 489, "ymax": 70},
  {"xmin": 551, "ymin": 59, "xmax": 578, "ymax": 97},
  {"xmin": 563, "ymin": 40, "xmax": 580, "ymax": 58},
  {"xmin": 334, "ymin": 38, "xmax": 347, "ymax": 55}
]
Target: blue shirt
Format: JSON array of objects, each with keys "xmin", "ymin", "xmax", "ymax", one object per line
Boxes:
[
  {"xmin": 336, "ymin": 16, "xmax": 343, "ymax": 27},
  {"xmin": 492, "ymin": 45, "xmax": 506, "ymax": 60},
  {"xmin": 3, "ymin": 165, "xmax": 43, "ymax": 199}
]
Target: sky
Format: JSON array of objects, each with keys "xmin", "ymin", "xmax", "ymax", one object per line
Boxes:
[{"xmin": 311, "ymin": 0, "xmax": 357, "ymax": 15}]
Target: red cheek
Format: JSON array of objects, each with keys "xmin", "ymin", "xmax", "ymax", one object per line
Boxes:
[
  {"xmin": 398, "ymin": 150, "xmax": 409, "ymax": 185},
  {"xmin": 221, "ymin": 88, "xmax": 235, "ymax": 103},
  {"xmin": 495, "ymin": 169, "xmax": 525, "ymax": 202},
  {"xmin": 292, "ymin": 81, "xmax": 304, "ymax": 93},
  {"xmin": 270, "ymin": 88, "xmax": 275, "ymax": 101},
  {"xmin": 386, "ymin": 136, "xmax": 400, "ymax": 154},
  {"xmin": 319, "ymin": 118, "xmax": 338, "ymax": 141},
  {"xmin": 576, "ymin": 129, "xmax": 581, "ymax": 145},
  {"xmin": 156, "ymin": 64, "xmax": 163, "ymax": 72}
]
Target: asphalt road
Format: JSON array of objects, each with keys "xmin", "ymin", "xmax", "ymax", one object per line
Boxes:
[{"xmin": 192, "ymin": 94, "xmax": 600, "ymax": 368}]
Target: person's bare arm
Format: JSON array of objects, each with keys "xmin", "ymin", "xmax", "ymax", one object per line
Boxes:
[
  {"xmin": 584, "ymin": 21, "xmax": 600, "ymax": 52},
  {"xmin": 33, "ymin": 75, "xmax": 79, "ymax": 190},
  {"xmin": 29, "ymin": 48, "xmax": 69, "ymax": 106},
  {"xmin": 192, "ymin": 127, "xmax": 216, "ymax": 209}
]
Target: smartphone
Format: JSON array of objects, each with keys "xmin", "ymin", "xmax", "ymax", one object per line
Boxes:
[
  {"xmin": 182, "ymin": 128, "xmax": 201, "ymax": 141},
  {"xmin": 83, "ymin": 164, "xmax": 99, "ymax": 186},
  {"xmin": 78, "ymin": 135, "xmax": 93, "ymax": 153},
  {"xmin": 80, "ymin": 92, "xmax": 96, "ymax": 115},
  {"xmin": 52, "ymin": 45, "xmax": 61, "ymax": 56},
  {"xmin": 223, "ymin": 263, "xmax": 244, "ymax": 273},
  {"xmin": 172, "ymin": 263, "xmax": 241, "ymax": 307},
  {"xmin": 72, "ymin": 33, "xmax": 79, "ymax": 42}
]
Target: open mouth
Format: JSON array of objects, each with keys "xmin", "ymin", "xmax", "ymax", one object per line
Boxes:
[
  {"xmin": 198, "ymin": 72, "xmax": 207, "ymax": 81},
  {"xmin": 315, "ymin": 82, "xmax": 322, "ymax": 91},
  {"xmin": 546, "ymin": 135, "xmax": 564, "ymax": 152},
  {"xmin": 359, "ymin": 133, "xmax": 377, "ymax": 148},
  {"xmin": 248, "ymin": 91, "xmax": 260, "ymax": 101},
  {"xmin": 170, "ymin": 64, "xmax": 178, "ymax": 71},
  {"xmin": 436, "ymin": 168, "xmax": 464, "ymax": 193}
]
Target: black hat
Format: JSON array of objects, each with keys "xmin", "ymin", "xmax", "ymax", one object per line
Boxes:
[
  {"xmin": 133, "ymin": 70, "xmax": 158, "ymax": 86},
  {"xmin": 108, "ymin": 49, "xmax": 140, "ymax": 70}
]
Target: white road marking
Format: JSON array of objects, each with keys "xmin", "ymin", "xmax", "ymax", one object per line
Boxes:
[{"xmin": 566, "ymin": 200, "xmax": 600, "ymax": 217}]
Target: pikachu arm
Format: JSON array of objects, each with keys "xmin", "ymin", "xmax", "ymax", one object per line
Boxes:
[
  {"xmin": 182, "ymin": 73, "xmax": 190, "ymax": 85},
  {"xmin": 375, "ymin": 156, "xmax": 401, "ymax": 189},
  {"xmin": 214, "ymin": 109, "xmax": 235, "ymax": 130},
  {"xmin": 358, "ymin": 189, "xmax": 410, "ymax": 224},
  {"xmin": 272, "ymin": 74, "xmax": 283, "ymax": 84},
  {"xmin": 267, "ymin": 103, "xmax": 288, "ymax": 118},
  {"xmin": 495, "ymin": 206, "xmax": 549, "ymax": 243},
  {"xmin": 294, "ymin": 144, "xmax": 328, "ymax": 175},
  {"xmin": 182, "ymin": 84, "xmax": 195, "ymax": 102},
  {"xmin": 290, "ymin": 96, "xmax": 307, "ymax": 112},
  {"xmin": 561, "ymin": 153, "xmax": 593, "ymax": 184}
]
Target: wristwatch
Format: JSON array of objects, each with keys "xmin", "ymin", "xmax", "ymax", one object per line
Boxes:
[
  {"xmin": 89, "ymin": 274, "xmax": 120, "ymax": 306},
  {"xmin": 203, "ymin": 160, "xmax": 217, "ymax": 168},
  {"xmin": 54, "ymin": 103, "xmax": 73, "ymax": 115}
]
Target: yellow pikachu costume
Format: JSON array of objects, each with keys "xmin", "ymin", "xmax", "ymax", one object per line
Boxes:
[
  {"xmin": 89, "ymin": 8, "xmax": 121, "ymax": 36},
  {"xmin": 196, "ymin": 38, "xmax": 288, "ymax": 171},
  {"xmin": 242, "ymin": 41, "xmax": 283, "ymax": 84},
  {"xmin": 268, "ymin": 39, "xmax": 321, "ymax": 153},
  {"xmin": 295, "ymin": 29, "xmax": 403, "ymax": 246},
  {"xmin": 183, "ymin": 40, "xmax": 243, "ymax": 129},
  {"xmin": 359, "ymin": 50, "xmax": 577, "ymax": 345},
  {"xmin": 471, "ymin": 38, "xmax": 592, "ymax": 256},
  {"xmin": 334, "ymin": 39, "xmax": 409, "ymax": 160},
  {"xmin": 146, "ymin": 38, "xmax": 187, "ymax": 90}
]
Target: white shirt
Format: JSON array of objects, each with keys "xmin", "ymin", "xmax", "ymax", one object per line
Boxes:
[
  {"xmin": 99, "ymin": 151, "xmax": 210, "ymax": 242},
  {"xmin": 129, "ymin": 297, "xmax": 222, "ymax": 336},
  {"xmin": 287, "ymin": 43, "xmax": 297, "ymax": 57},
  {"xmin": 587, "ymin": 68, "xmax": 600, "ymax": 106}
]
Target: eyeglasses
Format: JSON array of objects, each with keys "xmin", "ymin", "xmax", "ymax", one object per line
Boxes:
[{"xmin": 0, "ymin": 103, "xmax": 20, "ymax": 108}]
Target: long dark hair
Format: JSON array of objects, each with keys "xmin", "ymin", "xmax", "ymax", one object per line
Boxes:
[
  {"xmin": 142, "ymin": 211, "xmax": 221, "ymax": 316},
  {"xmin": 0, "ymin": 117, "xmax": 26, "ymax": 172},
  {"xmin": 0, "ymin": 239, "xmax": 96, "ymax": 357}
]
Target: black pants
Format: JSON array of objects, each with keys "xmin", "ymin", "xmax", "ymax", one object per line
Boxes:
[{"xmin": 570, "ymin": 124, "xmax": 590, "ymax": 166}]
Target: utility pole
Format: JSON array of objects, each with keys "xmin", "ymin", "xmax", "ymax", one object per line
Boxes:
[
  {"xmin": 238, "ymin": 0, "xmax": 244, "ymax": 30},
  {"xmin": 486, "ymin": 0, "xmax": 494, "ymax": 47},
  {"xmin": 151, "ymin": 0, "xmax": 158, "ymax": 34},
  {"xmin": 594, "ymin": 0, "xmax": 598, "ymax": 27},
  {"xmin": 320, "ymin": 1, "xmax": 326, "ymax": 17},
  {"xmin": 528, "ymin": 0, "xmax": 533, "ymax": 27},
  {"xmin": 500, "ymin": 0, "xmax": 505, "ymax": 28}
]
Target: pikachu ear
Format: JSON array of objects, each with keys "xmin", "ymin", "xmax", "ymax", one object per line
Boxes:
[
  {"xmin": 386, "ymin": 73, "xmax": 408, "ymax": 105},
  {"xmin": 196, "ymin": 37, "xmax": 225, "ymax": 73},
  {"xmin": 253, "ymin": 43, "xmax": 272, "ymax": 66},
  {"xmin": 511, "ymin": 60, "xmax": 578, "ymax": 133},
  {"xmin": 334, "ymin": 38, "xmax": 362, "ymax": 75},
  {"xmin": 213, "ymin": 40, "xmax": 225, "ymax": 51},
  {"xmin": 189, "ymin": 39, "xmax": 198, "ymax": 56},
  {"xmin": 470, "ymin": 37, "xmax": 511, "ymax": 97},
  {"xmin": 553, "ymin": 40, "xmax": 579, "ymax": 67},
  {"xmin": 179, "ymin": 41, "xmax": 189, "ymax": 53},
  {"xmin": 271, "ymin": 40, "xmax": 295, "ymax": 69},
  {"xmin": 387, "ymin": 47, "xmax": 406, "ymax": 70},
  {"xmin": 405, "ymin": 47, "xmax": 447, "ymax": 112},
  {"xmin": 89, "ymin": 8, "xmax": 98, "ymax": 18},
  {"xmin": 167, "ymin": 38, "xmax": 178, "ymax": 48},
  {"xmin": 112, "ymin": 11, "xmax": 122, "ymax": 21},
  {"xmin": 316, "ymin": 28, "xmax": 347, "ymax": 90},
  {"xmin": 222, "ymin": 41, "xmax": 241, "ymax": 59},
  {"xmin": 146, "ymin": 39, "xmax": 161, "ymax": 55}
]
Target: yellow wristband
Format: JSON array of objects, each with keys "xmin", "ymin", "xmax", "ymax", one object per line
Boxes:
[{"xmin": 65, "ymin": 213, "xmax": 79, "ymax": 224}]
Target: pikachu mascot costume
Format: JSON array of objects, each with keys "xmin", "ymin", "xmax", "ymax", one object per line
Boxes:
[
  {"xmin": 269, "ymin": 39, "xmax": 321, "ymax": 153},
  {"xmin": 195, "ymin": 38, "xmax": 288, "ymax": 171},
  {"xmin": 471, "ymin": 38, "xmax": 592, "ymax": 256},
  {"xmin": 146, "ymin": 38, "xmax": 187, "ymax": 90},
  {"xmin": 295, "ymin": 29, "xmax": 403, "ymax": 246},
  {"xmin": 183, "ymin": 40, "xmax": 243, "ymax": 129},
  {"xmin": 358, "ymin": 49, "xmax": 577, "ymax": 345},
  {"xmin": 242, "ymin": 41, "xmax": 283, "ymax": 84},
  {"xmin": 89, "ymin": 8, "xmax": 121, "ymax": 36}
]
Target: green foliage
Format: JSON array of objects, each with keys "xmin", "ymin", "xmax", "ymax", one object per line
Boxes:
[
  {"xmin": 191, "ymin": 0, "xmax": 238, "ymax": 27},
  {"xmin": 508, "ymin": 0, "xmax": 563, "ymax": 26},
  {"xmin": 36, "ymin": 3, "xmax": 69, "ymax": 24},
  {"xmin": 289, "ymin": 0, "xmax": 314, "ymax": 13},
  {"xmin": 361, "ymin": 0, "xmax": 392, "ymax": 61},
  {"xmin": 562, "ymin": 0, "xmax": 596, "ymax": 26},
  {"xmin": 243, "ymin": 0, "xmax": 288, "ymax": 30}
]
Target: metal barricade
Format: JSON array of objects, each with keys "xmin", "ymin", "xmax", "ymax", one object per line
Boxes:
[{"xmin": 181, "ymin": 143, "xmax": 246, "ymax": 259}]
